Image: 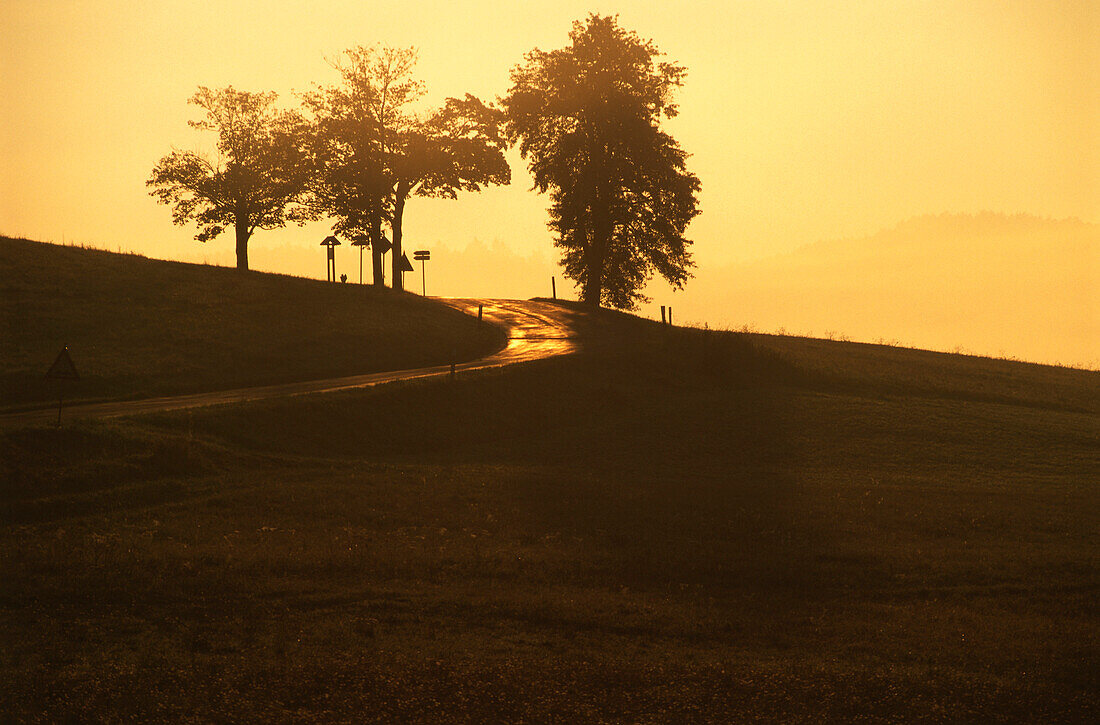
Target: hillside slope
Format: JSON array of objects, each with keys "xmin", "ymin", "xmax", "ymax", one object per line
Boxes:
[{"xmin": 0, "ymin": 237, "xmax": 503, "ymax": 409}]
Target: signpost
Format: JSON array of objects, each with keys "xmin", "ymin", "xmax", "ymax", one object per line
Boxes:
[
  {"xmin": 350, "ymin": 234, "xmax": 369, "ymax": 284},
  {"xmin": 375, "ymin": 234, "xmax": 392, "ymax": 286},
  {"xmin": 413, "ymin": 250, "xmax": 430, "ymax": 296},
  {"xmin": 320, "ymin": 235, "xmax": 341, "ymax": 282},
  {"xmin": 45, "ymin": 346, "xmax": 79, "ymax": 426},
  {"xmin": 398, "ymin": 252, "xmax": 414, "ymax": 290}
]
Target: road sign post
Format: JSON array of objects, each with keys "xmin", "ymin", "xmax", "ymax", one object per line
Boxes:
[
  {"xmin": 413, "ymin": 250, "xmax": 430, "ymax": 296},
  {"xmin": 351, "ymin": 235, "xmax": 370, "ymax": 284},
  {"xmin": 320, "ymin": 235, "xmax": 341, "ymax": 282},
  {"xmin": 374, "ymin": 234, "xmax": 392, "ymax": 287},
  {"xmin": 45, "ymin": 346, "xmax": 80, "ymax": 426},
  {"xmin": 398, "ymin": 252, "xmax": 414, "ymax": 291}
]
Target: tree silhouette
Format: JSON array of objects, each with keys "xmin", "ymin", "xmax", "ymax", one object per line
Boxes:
[
  {"xmin": 502, "ymin": 15, "xmax": 700, "ymax": 309},
  {"xmin": 388, "ymin": 94, "xmax": 510, "ymax": 290},
  {"xmin": 304, "ymin": 45, "xmax": 423, "ymax": 287},
  {"xmin": 147, "ymin": 87, "xmax": 315, "ymax": 271},
  {"xmin": 307, "ymin": 46, "xmax": 510, "ymax": 290}
]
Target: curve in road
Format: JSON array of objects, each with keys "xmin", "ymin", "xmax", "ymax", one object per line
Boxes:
[{"xmin": 0, "ymin": 299, "xmax": 579, "ymax": 428}]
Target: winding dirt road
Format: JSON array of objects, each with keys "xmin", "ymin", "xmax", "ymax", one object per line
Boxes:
[{"xmin": 0, "ymin": 299, "xmax": 579, "ymax": 428}]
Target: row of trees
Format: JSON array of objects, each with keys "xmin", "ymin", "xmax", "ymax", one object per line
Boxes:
[
  {"xmin": 148, "ymin": 46, "xmax": 508, "ymax": 291},
  {"xmin": 148, "ymin": 15, "xmax": 699, "ymax": 308}
]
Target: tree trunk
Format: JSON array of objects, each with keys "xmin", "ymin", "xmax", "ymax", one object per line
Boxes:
[
  {"xmin": 582, "ymin": 144, "xmax": 610, "ymax": 306},
  {"xmin": 234, "ymin": 212, "xmax": 250, "ymax": 271},
  {"xmin": 582, "ymin": 247, "xmax": 603, "ymax": 306},
  {"xmin": 582, "ymin": 201, "xmax": 609, "ymax": 306},
  {"xmin": 391, "ymin": 183, "xmax": 409, "ymax": 292},
  {"xmin": 370, "ymin": 199, "xmax": 384, "ymax": 287}
]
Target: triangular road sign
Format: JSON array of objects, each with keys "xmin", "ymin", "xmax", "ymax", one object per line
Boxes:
[
  {"xmin": 399, "ymin": 253, "xmax": 415, "ymax": 272},
  {"xmin": 45, "ymin": 346, "xmax": 80, "ymax": 381}
]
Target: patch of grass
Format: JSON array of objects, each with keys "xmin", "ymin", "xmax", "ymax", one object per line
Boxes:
[
  {"xmin": 746, "ymin": 329, "xmax": 1100, "ymax": 413},
  {"xmin": 0, "ymin": 237, "xmax": 504, "ymax": 409}
]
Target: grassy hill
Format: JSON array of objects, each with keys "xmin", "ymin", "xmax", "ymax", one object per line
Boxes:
[
  {"xmin": 2, "ymin": 289, "xmax": 1098, "ymax": 718},
  {"xmin": 0, "ymin": 237, "xmax": 503, "ymax": 410}
]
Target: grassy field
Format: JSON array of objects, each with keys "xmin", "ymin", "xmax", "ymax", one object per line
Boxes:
[
  {"xmin": 1, "ymin": 251, "xmax": 1097, "ymax": 720},
  {"xmin": 0, "ymin": 237, "xmax": 504, "ymax": 410}
]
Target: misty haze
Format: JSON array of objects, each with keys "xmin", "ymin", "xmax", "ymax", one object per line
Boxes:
[
  {"xmin": 2, "ymin": 1, "xmax": 1096, "ymax": 721},
  {"xmin": 188, "ymin": 212, "xmax": 1099, "ymax": 369}
]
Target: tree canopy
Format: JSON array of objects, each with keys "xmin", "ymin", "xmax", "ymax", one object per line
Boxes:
[
  {"xmin": 502, "ymin": 14, "xmax": 700, "ymax": 309},
  {"xmin": 306, "ymin": 46, "xmax": 509, "ymax": 290},
  {"xmin": 147, "ymin": 86, "xmax": 315, "ymax": 271},
  {"xmin": 303, "ymin": 45, "xmax": 424, "ymax": 286},
  {"xmin": 386, "ymin": 93, "xmax": 510, "ymax": 289}
]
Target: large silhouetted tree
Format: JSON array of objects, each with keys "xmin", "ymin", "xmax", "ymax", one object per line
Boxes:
[
  {"xmin": 502, "ymin": 14, "xmax": 700, "ymax": 309},
  {"xmin": 304, "ymin": 45, "xmax": 423, "ymax": 287},
  {"xmin": 388, "ymin": 94, "xmax": 510, "ymax": 289},
  {"xmin": 307, "ymin": 46, "xmax": 510, "ymax": 290},
  {"xmin": 147, "ymin": 86, "xmax": 314, "ymax": 271}
]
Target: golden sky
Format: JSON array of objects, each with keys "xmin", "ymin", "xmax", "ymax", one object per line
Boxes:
[
  {"xmin": 1, "ymin": 1, "xmax": 1097, "ymax": 366},
  {"xmin": 3, "ymin": 1, "xmax": 1095, "ymax": 261}
]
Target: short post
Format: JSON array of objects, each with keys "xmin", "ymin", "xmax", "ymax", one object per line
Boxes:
[
  {"xmin": 478, "ymin": 303, "xmax": 483, "ymax": 323},
  {"xmin": 56, "ymin": 389, "xmax": 63, "ymax": 427},
  {"xmin": 661, "ymin": 305, "xmax": 666, "ymax": 324},
  {"xmin": 552, "ymin": 276, "xmax": 556, "ymax": 300},
  {"xmin": 451, "ymin": 345, "xmax": 457, "ymax": 378},
  {"xmin": 669, "ymin": 306, "xmax": 673, "ymax": 326}
]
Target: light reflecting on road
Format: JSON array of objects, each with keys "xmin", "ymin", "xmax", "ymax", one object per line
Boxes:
[
  {"xmin": 441, "ymin": 298, "xmax": 580, "ymax": 367},
  {"xmin": 0, "ymin": 299, "xmax": 580, "ymax": 427}
]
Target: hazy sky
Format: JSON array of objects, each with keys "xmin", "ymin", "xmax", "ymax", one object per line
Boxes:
[{"xmin": 2, "ymin": 0, "xmax": 1096, "ymax": 271}]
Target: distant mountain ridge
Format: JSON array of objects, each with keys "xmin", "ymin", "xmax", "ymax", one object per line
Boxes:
[{"xmin": 753, "ymin": 212, "xmax": 1095, "ymax": 263}]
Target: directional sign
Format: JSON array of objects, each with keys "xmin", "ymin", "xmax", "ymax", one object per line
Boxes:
[
  {"xmin": 321, "ymin": 235, "xmax": 340, "ymax": 281},
  {"xmin": 45, "ymin": 346, "xmax": 79, "ymax": 381},
  {"xmin": 413, "ymin": 250, "xmax": 430, "ymax": 261},
  {"xmin": 350, "ymin": 234, "xmax": 369, "ymax": 283},
  {"xmin": 399, "ymin": 253, "xmax": 415, "ymax": 272}
]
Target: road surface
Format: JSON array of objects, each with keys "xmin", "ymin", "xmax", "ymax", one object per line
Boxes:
[{"xmin": 0, "ymin": 299, "xmax": 579, "ymax": 428}]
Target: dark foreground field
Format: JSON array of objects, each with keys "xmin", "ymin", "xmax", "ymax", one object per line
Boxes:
[{"xmin": 2, "ymin": 304, "xmax": 1097, "ymax": 721}]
